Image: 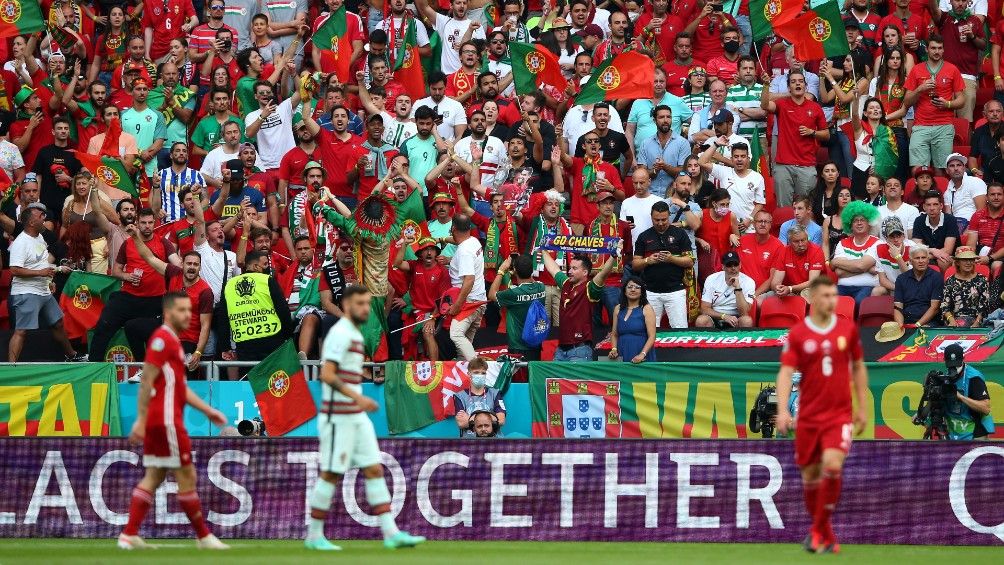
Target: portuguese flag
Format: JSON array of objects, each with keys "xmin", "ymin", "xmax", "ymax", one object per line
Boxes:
[
  {"xmin": 871, "ymin": 123, "xmax": 899, "ymax": 180},
  {"xmin": 510, "ymin": 42, "xmax": 566, "ymax": 96},
  {"xmin": 74, "ymin": 151, "xmax": 139, "ymax": 198},
  {"xmin": 59, "ymin": 271, "xmax": 121, "ymax": 342},
  {"xmin": 575, "ymin": 50, "xmax": 655, "ymax": 106},
  {"xmin": 246, "ymin": 340, "xmax": 316, "ymax": 436},
  {"xmin": 383, "ymin": 360, "xmax": 515, "ymax": 434},
  {"xmin": 393, "ymin": 19, "xmax": 426, "ymax": 102},
  {"xmin": 749, "ymin": 0, "xmax": 801, "ymax": 42},
  {"xmin": 774, "ymin": 0, "xmax": 849, "ymax": 62},
  {"xmin": 314, "ymin": 6, "xmax": 352, "ymax": 82},
  {"xmin": 0, "ymin": 0, "xmax": 45, "ymax": 40}
]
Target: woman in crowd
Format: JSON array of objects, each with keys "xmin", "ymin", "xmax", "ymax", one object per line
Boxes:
[
  {"xmin": 862, "ymin": 173, "xmax": 886, "ymax": 207},
  {"xmin": 687, "ymin": 155, "xmax": 715, "ymax": 207},
  {"xmin": 811, "ymin": 161, "xmax": 842, "ymax": 222},
  {"xmin": 60, "ymin": 174, "xmax": 116, "ymax": 273},
  {"xmin": 608, "ymin": 277, "xmax": 656, "ymax": 364},
  {"xmin": 682, "ymin": 67, "xmax": 711, "ymax": 113},
  {"xmin": 696, "ymin": 189, "xmax": 740, "ymax": 260},
  {"xmin": 539, "ymin": 20, "xmax": 579, "ymax": 78},
  {"xmin": 942, "ymin": 247, "xmax": 990, "ymax": 327},
  {"xmin": 821, "ymin": 186, "xmax": 853, "ymax": 260},
  {"xmin": 89, "ymin": 6, "xmax": 129, "ymax": 86},
  {"xmin": 850, "ymin": 97, "xmax": 890, "ymax": 199},
  {"xmin": 820, "ymin": 53, "xmax": 869, "ymax": 180},
  {"xmin": 482, "ymin": 100, "xmax": 509, "ymax": 140},
  {"xmin": 873, "ymin": 25, "xmax": 916, "ymax": 74},
  {"xmin": 869, "ymin": 46, "xmax": 911, "ymax": 180},
  {"xmin": 251, "ymin": 13, "xmax": 283, "ymax": 65},
  {"xmin": 168, "ymin": 38, "xmax": 197, "ymax": 87},
  {"xmin": 6, "ymin": 36, "xmax": 40, "ymax": 86}
]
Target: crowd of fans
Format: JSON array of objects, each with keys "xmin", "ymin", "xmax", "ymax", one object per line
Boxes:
[{"xmin": 6, "ymin": 0, "xmax": 1004, "ymax": 369}]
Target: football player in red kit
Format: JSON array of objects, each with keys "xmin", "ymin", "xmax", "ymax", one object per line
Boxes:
[
  {"xmin": 776, "ymin": 276, "xmax": 869, "ymax": 554},
  {"xmin": 118, "ymin": 291, "xmax": 229, "ymax": 550}
]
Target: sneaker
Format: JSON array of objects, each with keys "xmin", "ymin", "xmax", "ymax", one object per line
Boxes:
[
  {"xmin": 805, "ymin": 531, "xmax": 825, "ymax": 554},
  {"xmin": 818, "ymin": 541, "xmax": 841, "ymax": 555},
  {"xmin": 305, "ymin": 537, "xmax": 342, "ymax": 551},
  {"xmin": 383, "ymin": 531, "xmax": 426, "ymax": 549},
  {"xmin": 801, "ymin": 534, "xmax": 813, "ymax": 553},
  {"xmin": 117, "ymin": 534, "xmax": 152, "ymax": 550},
  {"xmin": 66, "ymin": 353, "xmax": 88, "ymax": 362},
  {"xmin": 128, "ymin": 371, "xmax": 143, "ymax": 383},
  {"xmin": 196, "ymin": 534, "xmax": 230, "ymax": 550}
]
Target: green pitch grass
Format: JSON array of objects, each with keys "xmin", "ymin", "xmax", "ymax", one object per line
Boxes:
[{"xmin": 0, "ymin": 539, "xmax": 999, "ymax": 565}]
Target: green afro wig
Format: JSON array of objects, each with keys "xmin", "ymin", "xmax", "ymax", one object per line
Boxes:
[{"xmin": 840, "ymin": 201, "xmax": 880, "ymax": 234}]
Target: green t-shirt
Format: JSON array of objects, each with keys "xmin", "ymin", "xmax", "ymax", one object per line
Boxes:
[
  {"xmin": 399, "ymin": 135, "xmax": 439, "ymax": 195},
  {"xmin": 236, "ymin": 76, "xmax": 259, "ymax": 116},
  {"xmin": 192, "ymin": 115, "xmax": 245, "ymax": 152},
  {"xmin": 121, "ymin": 107, "xmax": 167, "ymax": 177},
  {"xmin": 495, "ymin": 279, "xmax": 547, "ymax": 352}
]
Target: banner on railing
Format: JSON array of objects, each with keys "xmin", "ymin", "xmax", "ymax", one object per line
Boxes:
[
  {"xmin": 596, "ymin": 329, "xmax": 789, "ymax": 350},
  {"xmin": 528, "ymin": 362, "xmax": 1004, "ymax": 439},
  {"xmin": 879, "ymin": 329, "xmax": 1003, "ymax": 363},
  {"xmin": 1, "ymin": 438, "xmax": 1001, "ymax": 545},
  {"xmin": 0, "ymin": 364, "xmax": 121, "ymax": 436}
]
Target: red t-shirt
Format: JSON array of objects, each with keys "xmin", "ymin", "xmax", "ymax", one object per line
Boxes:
[
  {"xmin": 569, "ymin": 157, "xmax": 624, "ymax": 225},
  {"xmin": 967, "ymin": 208, "xmax": 1004, "ymax": 254},
  {"xmin": 200, "ymin": 56, "xmax": 243, "ymax": 87},
  {"xmin": 324, "ymin": 130, "xmax": 364, "ymax": 198},
  {"xmin": 636, "ymin": 14, "xmax": 685, "ymax": 66},
  {"xmin": 935, "ymin": 13, "xmax": 984, "ymax": 77},
  {"xmin": 116, "ymin": 236, "xmax": 177, "ymax": 297},
  {"xmin": 348, "ymin": 145, "xmax": 399, "ymax": 194},
  {"xmin": 773, "ymin": 242, "xmax": 825, "ymax": 286},
  {"xmin": 145, "ymin": 325, "xmax": 189, "ymax": 428},
  {"xmin": 446, "ymin": 70, "xmax": 477, "ymax": 106},
  {"xmin": 773, "ymin": 97, "xmax": 827, "ymax": 167},
  {"xmin": 662, "ymin": 60, "xmax": 692, "ymax": 97},
  {"xmin": 780, "ymin": 317, "xmax": 863, "ymax": 426},
  {"xmin": 697, "ymin": 209, "xmax": 734, "ymax": 258},
  {"xmin": 691, "ymin": 14, "xmax": 737, "ymax": 65},
  {"xmin": 142, "ymin": 0, "xmax": 196, "ymax": 61},
  {"xmin": 166, "ymin": 264, "xmax": 214, "ymax": 344},
  {"xmin": 705, "ymin": 56, "xmax": 739, "ymax": 85},
  {"xmin": 188, "ymin": 23, "xmax": 240, "ymax": 56},
  {"xmin": 406, "ymin": 260, "xmax": 451, "ymax": 312},
  {"xmin": 904, "ymin": 60, "xmax": 965, "ymax": 126},
  {"xmin": 738, "ymin": 233, "xmax": 785, "ymax": 289}
]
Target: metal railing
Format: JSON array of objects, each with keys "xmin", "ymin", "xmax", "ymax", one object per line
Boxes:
[{"xmin": 0, "ymin": 360, "xmax": 389, "ymax": 382}]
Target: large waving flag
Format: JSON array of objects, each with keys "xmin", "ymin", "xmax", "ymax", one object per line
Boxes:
[
  {"xmin": 510, "ymin": 42, "xmax": 566, "ymax": 96},
  {"xmin": 575, "ymin": 51, "xmax": 655, "ymax": 106},
  {"xmin": 59, "ymin": 271, "xmax": 121, "ymax": 341},
  {"xmin": 0, "ymin": 0, "xmax": 45, "ymax": 39},
  {"xmin": 749, "ymin": 0, "xmax": 802, "ymax": 42},
  {"xmin": 871, "ymin": 124, "xmax": 899, "ymax": 180},
  {"xmin": 394, "ymin": 18, "xmax": 426, "ymax": 101},
  {"xmin": 314, "ymin": 6, "xmax": 352, "ymax": 82},
  {"xmin": 774, "ymin": 1, "xmax": 849, "ymax": 62},
  {"xmin": 75, "ymin": 151, "xmax": 140, "ymax": 198},
  {"xmin": 245, "ymin": 340, "xmax": 317, "ymax": 436}
]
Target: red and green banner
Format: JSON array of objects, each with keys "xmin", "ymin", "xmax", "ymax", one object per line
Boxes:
[
  {"xmin": 879, "ymin": 329, "xmax": 1004, "ymax": 363},
  {"xmin": 596, "ymin": 329, "xmax": 789, "ymax": 350},
  {"xmin": 871, "ymin": 123, "xmax": 899, "ymax": 180},
  {"xmin": 575, "ymin": 51, "xmax": 655, "ymax": 105},
  {"xmin": 74, "ymin": 151, "xmax": 139, "ymax": 198},
  {"xmin": 246, "ymin": 340, "xmax": 316, "ymax": 436},
  {"xmin": 314, "ymin": 6, "xmax": 352, "ymax": 82},
  {"xmin": 750, "ymin": 0, "xmax": 801, "ymax": 42},
  {"xmin": 58, "ymin": 271, "xmax": 121, "ymax": 342},
  {"xmin": 510, "ymin": 42, "xmax": 566, "ymax": 96},
  {"xmin": 774, "ymin": 0, "xmax": 849, "ymax": 62},
  {"xmin": 394, "ymin": 19, "xmax": 426, "ymax": 101},
  {"xmin": 0, "ymin": 363, "xmax": 121, "ymax": 436},
  {"xmin": 529, "ymin": 361, "xmax": 1004, "ymax": 439},
  {"xmin": 383, "ymin": 360, "xmax": 514, "ymax": 434},
  {"xmin": 0, "ymin": 0, "xmax": 45, "ymax": 40}
]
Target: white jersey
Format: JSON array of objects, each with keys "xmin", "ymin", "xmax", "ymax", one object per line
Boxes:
[{"xmin": 320, "ymin": 316, "xmax": 366, "ymax": 418}]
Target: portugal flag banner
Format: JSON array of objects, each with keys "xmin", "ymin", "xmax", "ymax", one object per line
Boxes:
[
  {"xmin": 383, "ymin": 360, "xmax": 514, "ymax": 434},
  {"xmin": 74, "ymin": 151, "xmax": 139, "ymax": 198},
  {"xmin": 0, "ymin": 0, "xmax": 45, "ymax": 39},
  {"xmin": 59, "ymin": 271, "xmax": 121, "ymax": 341},
  {"xmin": 510, "ymin": 42, "xmax": 566, "ymax": 95},
  {"xmin": 394, "ymin": 19, "xmax": 426, "ymax": 101},
  {"xmin": 314, "ymin": 6, "xmax": 352, "ymax": 82},
  {"xmin": 246, "ymin": 340, "xmax": 316, "ymax": 436},
  {"xmin": 870, "ymin": 123, "xmax": 899, "ymax": 179},
  {"xmin": 575, "ymin": 50, "xmax": 655, "ymax": 106},
  {"xmin": 749, "ymin": 0, "xmax": 801, "ymax": 41},
  {"xmin": 774, "ymin": 0, "xmax": 849, "ymax": 62}
]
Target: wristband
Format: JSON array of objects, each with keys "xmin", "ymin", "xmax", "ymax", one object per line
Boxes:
[
  {"xmin": 194, "ymin": 350, "xmax": 202, "ymax": 356},
  {"xmin": 996, "ymin": 75, "xmax": 1003, "ymax": 80},
  {"xmin": 947, "ymin": 100, "xmax": 952, "ymax": 109}
]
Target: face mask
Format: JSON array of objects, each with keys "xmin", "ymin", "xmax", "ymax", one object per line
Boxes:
[
  {"xmin": 628, "ymin": 11, "xmax": 640, "ymax": 21},
  {"xmin": 471, "ymin": 375, "xmax": 487, "ymax": 388},
  {"xmin": 724, "ymin": 40, "xmax": 740, "ymax": 54},
  {"xmin": 715, "ymin": 206, "xmax": 730, "ymax": 217}
]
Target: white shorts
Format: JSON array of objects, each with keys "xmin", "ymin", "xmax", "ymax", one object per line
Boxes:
[{"xmin": 318, "ymin": 412, "xmax": 381, "ymax": 475}]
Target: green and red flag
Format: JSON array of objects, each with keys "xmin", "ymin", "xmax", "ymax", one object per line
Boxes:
[
  {"xmin": 383, "ymin": 360, "xmax": 515, "ymax": 434},
  {"xmin": 0, "ymin": 0, "xmax": 46, "ymax": 40},
  {"xmin": 509, "ymin": 41, "xmax": 566, "ymax": 96},
  {"xmin": 870, "ymin": 123, "xmax": 899, "ymax": 180},
  {"xmin": 774, "ymin": 0, "xmax": 849, "ymax": 62},
  {"xmin": 87, "ymin": 327, "xmax": 135, "ymax": 382},
  {"xmin": 575, "ymin": 50, "xmax": 655, "ymax": 105},
  {"xmin": 749, "ymin": 0, "xmax": 802, "ymax": 42},
  {"xmin": 0, "ymin": 166, "xmax": 14, "ymax": 207},
  {"xmin": 59, "ymin": 271, "xmax": 121, "ymax": 342},
  {"xmin": 314, "ymin": 6, "xmax": 353, "ymax": 82},
  {"xmin": 0, "ymin": 362, "xmax": 121, "ymax": 436},
  {"xmin": 393, "ymin": 19, "xmax": 426, "ymax": 101},
  {"xmin": 74, "ymin": 151, "xmax": 140, "ymax": 198},
  {"xmin": 246, "ymin": 340, "xmax": 316, "ymax": 436}
]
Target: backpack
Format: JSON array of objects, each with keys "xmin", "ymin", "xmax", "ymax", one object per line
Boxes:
[{"xmin": 521, "ymin": 299, "xmax": 550, "ymax": 348}]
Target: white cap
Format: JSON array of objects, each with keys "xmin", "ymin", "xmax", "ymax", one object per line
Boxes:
[{"xmin": 945, "ymin": 152, "xmax": 967, "ymax": 167}]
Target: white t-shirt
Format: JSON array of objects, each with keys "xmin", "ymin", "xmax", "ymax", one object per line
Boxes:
[
  {"xmin": 878, "ymin": 202, "xmax": 922, "ymax": 238},
  {"xmin": 701, "ymin": 270, "xmax": 755, "ymax": 316},
  {"xmin": 939, "ymin": 0, "xmax": 987, "ymax": 17},
  {"xmin": 832, "ymin": 235, "xmax": 880, "ymax": 287},
  {"xmin": 450, "ymin": 236, "xmax": 487, "ymax": 301},
  {"xmin": 320, "ymin": 316, "xmax": 365, "ymax": 418},
  {"xmin": 619, "ymin": 194, "xmax": 664, "ymax": 246},
  {"xmin": 200, "ymin": 145, "xmax": 264, "ymax": 181},
  {"xmin": 875, "ymin": 240, "xmax": 913, "ymax": 285},
  {"xmin": 454, "ymin": 135, "xmax": 507, "ymax": 192},
  {"xmin": 414, "ymin": 96, "xmax": 468, "ymax": 141},
  {"xmin": 9, "ymin": 231, "xmax": 51, "ymax": 295},
  {"xmin": 709, "ymin": 164, "xmax": 766, "ymax": 228},
  {"xmin": 944, "ymin": 175, "xmax": 988, "ymax": 222},
  {"xmin": 435, "ymin": 14, "xmax": 486, "ymax": 74},
  {"xmin": 561, "ymin": 104, "xmax": 624, "ymax": 154},
  {"xmin": 245, "ymin": 97, "xmax": 295, "ymax": 170},
  {"xmin": 381, "ymin": 113, "xmax": 418, "ymax": 148},
  {"xmin": 195, "ymin": 240, "xmax": 240, "ymax": 305}
]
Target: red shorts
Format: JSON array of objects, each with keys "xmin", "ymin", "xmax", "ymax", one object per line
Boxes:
[
  {"xmin": 794, "ymin": 422, "xmax": 853, "ymax": 467},
  {"xmin": 143, "ymin": 424, "xmax": 192, "ymax": 468}
]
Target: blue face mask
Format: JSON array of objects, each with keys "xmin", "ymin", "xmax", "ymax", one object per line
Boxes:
[{"xmin": 471, "ymin": 374, "xmax": 487, "ymax": 388}]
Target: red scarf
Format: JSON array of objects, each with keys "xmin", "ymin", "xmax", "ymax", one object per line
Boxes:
[{"xmin": 100, "ymin": 118, "xmax": 123, "ymax": 158}]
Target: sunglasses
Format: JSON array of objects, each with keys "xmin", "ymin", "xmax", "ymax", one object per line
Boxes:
[
  {"xmin": 491, "ymin": 39, "xmax": 506, "ymax": 44},
  {"xmin": 210, "ymin": 4, "xmax": 224, "ymax": 8}
]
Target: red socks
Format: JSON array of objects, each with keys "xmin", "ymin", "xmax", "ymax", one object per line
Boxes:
[
  {"xmin": 123, "ymin": 487, "xmax": 153, "ymax": 536},
  {"xmin": 178, "ymin": 490, "xmax": 212, "ymax": 539},
  {"xmin": 802, "ymin": 479, "xmax": 820, "ymax": 517},
  {"xmin": 813, "ymin": 470, "xmax": 843, "ymax": 543}
]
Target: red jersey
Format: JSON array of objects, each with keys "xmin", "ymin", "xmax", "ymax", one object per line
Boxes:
[
  {"xmin": 142, "ymin": 0, "xmax": 196, "ymax": 61},
  {"xmin": 663, "ymin": 60, "xmax": 692, "ymax": 96},
  {"xmin": 774, "ymin": 242, "xmax": 825, "ymax": 286},
  {"xmin": 446, "ymin": 70, "xmax": 477, "ymax": 108},
  {"xmin": 117, "ymin": 236, "xmax": 177, "ymax": 297},
  {"xmin": 705, "ymin": 56, "xmax": 739, "ymax": 85},
  {"xmin": 774, "ymin": 97, "xmax": 827, "ymax": 167},
  {"xmin": 406, "ymin": 260, "xmax": 450, "ymax": 312},
  {"xmin": 739, "ymin": 233, "xmax": 785, "ymax": 289},
  {"xmin": 569, "ymin": 157, "xmax": 624, "ymax": 226},
  {"xmin": 692, "ymin": 14, "xmax": 738, "ymax": 65},
  {"xmin": 637, "ymin": 14, "xmax": 685, "ymax": 66},
  {"xmin": 904, "ymin": 60, "xmax": 964, "ymax": 126},
  {"xmin": 145, "ymin": 325, "xmax": 189, "ymax": 429},
  {"xmin": 166, "ymin": 265, "xmax": 214, "ymax": 343},
  {"xmin": 780, "ymin": 316, "xmax": 863, "ymax": 426}
]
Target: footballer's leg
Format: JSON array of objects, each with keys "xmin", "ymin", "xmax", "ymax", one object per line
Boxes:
[
  {"xmin": 795, "ymin": 424, "xmax": 824, "ymax": 553},
  {"xmin": 118, "ymin": 467, "xmax": 167, "ymax": 549},
  {"xmin": 175, "ymin": 464, "xmax": 228, "ymax": 549},
  {"xmin": 355, "ymin": 419, "xmax": 425, "ymax": 549},
  {"xmin": 306, "ymin": 419, "xmax": 346, "ymax": 551},
  {"xmin": 814, "ymin": 440, "xmax": 851, "ymax": 554}
]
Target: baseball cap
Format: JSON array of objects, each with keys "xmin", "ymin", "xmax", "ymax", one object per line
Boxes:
[
  {"xmin": 576, "ymin": 24, "xmax": 603, "ymax": 39},
  {"xmin": 881, "ymin": 216, "xmax": 905, "ymax": 238},
  {"xmin": 26, "ymin": 202, "xmax": 47, "ymax": 214},
  {"xmin": 303, "ymin": 160, "xmax": 325, "ymax": 177},
  {"xmin": 13, "ymin": 86, "xmax": 34, "ymax": 107},
  {"xmin": 711, "ymin": 108, "xmax": 734, "ymax": 124},
  {"xmin": 944, "ymin": 343, "xmax": 965, "ymax": 369},
  {"xmin": 945, "ymin": 152, "xmax": 966, "ymax": 167},
  {"xmin": 912, "ymin": 165, "xmax": 935, "ymax": 179},
  {"xmin": 722, "ymin": 250, "xmax": 741, "ymax": 266},
  {"xmin": 596, "ymin": 190, "xmax": 615, "ymax": 202},
  {"xmin": 842, "ymin": 18, "xmax": 861, "ymax": 30},
  {"xmin": 431, "ymin": 192, "xmax": 455, "ymax": 205}
]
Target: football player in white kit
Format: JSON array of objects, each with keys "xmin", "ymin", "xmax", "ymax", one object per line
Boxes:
[{"xmin": 305, "ymin": 284, "xmax": 426, "ymax": 551}]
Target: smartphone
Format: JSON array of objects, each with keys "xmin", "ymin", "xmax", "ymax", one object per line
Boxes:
[
  {"xmin": 711, "ymin": 3, "xmax": 723, "ymax": 11},
  {"xmin": 626, "ymin": 215, "xmax": 635, "ymax": 224}
]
